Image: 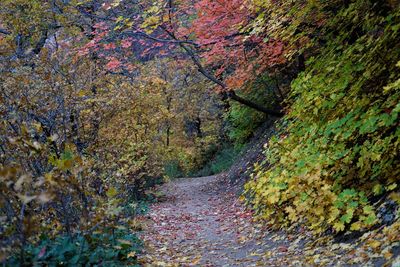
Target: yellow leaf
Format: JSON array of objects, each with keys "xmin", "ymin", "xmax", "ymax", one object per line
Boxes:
[
  {"xmin": 372, "ymin": 184, "xmax": 384, "ymax": 195},
  {"xmin": 45, "ymin": 173, "xmax": 56, "ymax": 185},
  {"xmin": 386, "ymin": 183, "xmax": 397, "ymax": 191},
  {"xmin": 389, "ymin": 192, "xmax": 400, "ymax": 204},
  {"xmin": 315, "ymin": 206, "xmax": 324, "ymax": 215},
  {"xmin": 333, "ymin": 222, "xmax": 345, "ymax": 232},
  {"xmin": 328, "ymin": 208, "xmax": 340, "ymax": 223},
  {"xmin": 268, "ymin": 193, "xmax": 279, "ymax": 204},
  {"xmin": 383, "ymin": 251, "xmax": 393, "ymax": 259},
  {"xmin": 106, "ymin": 187, "xmax": 118, "ymax": 198},
  {"xmin": 350, "ymin": 222, "xmax": 361, "ymax": 231},
  {"xmin": 368, "ymin": 240, "xmax": 381, "ymax": 249},
  {"xmin": 78, "ymin": 90, "xmax": 86, "ymax": 97},
  {"xmin": 127, "ymin": 251, "xmax": 136, "ymax": 258}
]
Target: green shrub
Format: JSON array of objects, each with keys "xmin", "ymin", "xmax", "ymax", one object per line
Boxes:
[
  {"xmin": 225, "ymin": 75, "xmax": 279, "ymax": 145},
  {"xmin": 7, "ymin": 229, "xmax": 141, "ymax": 266},
  {"xmin": 193, "ymin": 144, "xmax": 242, "ymax": 177},
  {"xmin": 246, "ymin": 1, "xmax": 400, "ymax": 233},
  {"xmin": 164, "ymin": 160, "xmax": 184, "ymax": 179},
  {"xmin": 123, "ymin": 200, "xmax": 150, "ymax": 217}
]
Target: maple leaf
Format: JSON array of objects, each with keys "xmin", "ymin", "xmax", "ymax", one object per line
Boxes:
[
  {"xmin": 106, "ymin": 58, "xmax": 122, "ymax": 70},
  {"xmin": 103, "ymin": 43, "xmax": 117, "ymax": 50},
  {"xmin": 121, "ymin": 39, "xmax": 133, "ymax": 48}
]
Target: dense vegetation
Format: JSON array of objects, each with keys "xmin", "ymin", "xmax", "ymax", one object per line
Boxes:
[
  {"xmin": 1, "ymin": 0, "xmax": 399, "ymax": 265},
  {"xmin": 245, "ymin": 0, "xmax": 400, "ymax": 233}
]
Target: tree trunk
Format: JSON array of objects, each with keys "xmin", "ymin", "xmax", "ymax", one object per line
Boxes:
[{"xmin": 227, "ymin": 91, "xmax": 284, "ymax": 117}]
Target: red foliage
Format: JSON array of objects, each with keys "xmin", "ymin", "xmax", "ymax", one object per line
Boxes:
[
  {"xmin": 103, "ymin": 43, "xmax": 117, "ymax": 50},
  {"xmin": 121, "ymin": 38, "xmax": 133, "ymax": 48},
  {"xmin": 106, "ymin": 57, "xmax": 122, "ymax": 70},
  {"xmin": 75, "ymin": 0, "xmax": 286, "ymax": 90},
  {"xmin": 188, "ymin": 0, "xmax": 286, "ymax": 89}
]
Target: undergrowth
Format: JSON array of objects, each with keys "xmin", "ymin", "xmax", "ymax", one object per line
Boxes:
[
  {"xmin": 190, "ymin": 144, "xmax": 242, "ymax": 177},
  {"xmin": 7, "ymin": 229, "xmax": 142, "ymax": 267},
  {"xmin": 225, "ymin": 75, "xmax": 280, "ymax": 145},
  {"xmin": 245, "ymin": 1, "xmax": 400, "ymax": 234}
]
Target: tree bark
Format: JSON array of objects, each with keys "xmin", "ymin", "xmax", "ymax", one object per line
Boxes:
[{"xmin": 227, "ymin": 91, "xmax": 284, "ymax": 117}]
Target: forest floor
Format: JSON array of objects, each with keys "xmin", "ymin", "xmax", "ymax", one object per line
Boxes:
[{"xmin": 137, "ymin": 174, "xmax": 400, "ymax": 267}]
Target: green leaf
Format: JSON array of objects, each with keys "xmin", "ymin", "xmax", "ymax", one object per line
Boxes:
[
  {"xmin": 106, "ymin": 187, "xmax": 118, "ymax": 198},
  {"xmin": 340, "ymin": 213, "xmax": 352, "ymax": 224},
  {"xmin": 372, "ymin": 184, "xmax": 384, "ymax": 196}
]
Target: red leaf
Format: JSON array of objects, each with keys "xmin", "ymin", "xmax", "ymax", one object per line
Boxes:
[
  {"xmin": 38, "ymin": 246, "xmax": 46, "ymax": 258},
  {"xmin": 106, "ymin": 58, "xmax": 121, "ymax": 70}
]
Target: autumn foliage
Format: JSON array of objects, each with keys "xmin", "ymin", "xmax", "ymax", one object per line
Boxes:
[
  {"xmin": 244, "ymin": 0, "xmax": 400, "ymax": 233},
  {"xmin": 1, "ymin": 0, "xmax": 400, "ymax": 265},
  {"xmin": 190, "ymin": 0, "xmax": 286, "ymax": 88}
]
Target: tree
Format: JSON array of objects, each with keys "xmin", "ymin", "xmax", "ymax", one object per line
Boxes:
[{"xmin": 71, "ymin": 0, "xmax": 285, "ymax": 116}]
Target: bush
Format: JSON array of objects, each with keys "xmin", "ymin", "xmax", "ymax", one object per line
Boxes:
[
  {"xmin": 164, "ymin": 160, "xmax": 185, "ymax": 179},
  {"xmin": 7, "ymin": 229, "xmax": 142, "ymax": 266},
  {"xmin": 192, "ymin": 144, "xmax": 242, "ymax": 177},
  {"xmin": 245, "ymin": 1, "xmax": 400, "ymax": 233},
  {"xmin": 225, "ymin": 75, "xmax": 280, "ymax": 145}
]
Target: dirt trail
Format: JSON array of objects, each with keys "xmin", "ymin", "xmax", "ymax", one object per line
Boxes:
[
  {"xmin": 137, "ymin": 175, "xmax": 400, "ymax": 266},
  {"xmin": 138, "ymin": 175, "xmax": 294, "ymax": 266}
]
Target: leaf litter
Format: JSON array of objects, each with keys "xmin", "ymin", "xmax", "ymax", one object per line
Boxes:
[{"xmin": 135, "ymin": 175, "xmax": 400, "ymax": 266}]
